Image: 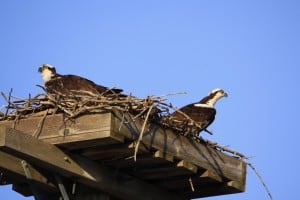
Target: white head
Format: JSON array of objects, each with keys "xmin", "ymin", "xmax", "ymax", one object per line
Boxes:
[
  {"xmin": 38, "ymin": 64, "xmax": 57, "ymax": 83},
  {"xmin": 205, "ymin": 88, "xmax": 228, "ymax": 107},
  {"xmin": 195, "ymin": 88, "xmax": 228, "ymax": 108}
]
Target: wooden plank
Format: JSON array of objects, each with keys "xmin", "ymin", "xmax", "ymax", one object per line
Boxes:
[
  {"xmin": 0, "ymin": 113, "xmax": 124, "ymax": 150},
  {"xmin": 44, "ymin": 130, "xmax": 124, "ymax": 150},
  {"xmin": 0, "ymin": 126, "xmax": 181, "ymax": 200},
  {"xmin": 112, "ymin": 110, "xmax": 246, "ymax": 186},
  {"xmin": 0, "ymin": 152, "xmax": 57, "ymax": 192}
]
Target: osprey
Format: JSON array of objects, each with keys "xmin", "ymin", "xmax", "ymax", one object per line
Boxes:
[
  {"xmin": 38, "ymin": 64, "xmax": 123, "ymax": 96},
  {"xmin": 162, "ymin": 88, "xmax": 228, "ymax": 137}
]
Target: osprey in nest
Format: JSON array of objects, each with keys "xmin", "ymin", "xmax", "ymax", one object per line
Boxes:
[
  {"xmin": 38, "ymin": 64, "xmax": 123, "ymax": 97},
  {"xmin": 161, "ymin": 88, "xmax": 228, "ymax": 137}
]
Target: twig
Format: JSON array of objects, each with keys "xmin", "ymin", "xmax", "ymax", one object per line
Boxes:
[
  {"xmin": 1, "ymin": 88, "xmax": 13, "ymax": 118},
  {"xmin": 33, "ymin": 109, "xmax": 49, "ymax": 138},
  {"xmin": 200, "ymin": 137, "xmax": 247, "ymax": 158},
  {"xmin": 12, "ymin": 114, "xmax": 21, "ymax": 129},
  {"xmin": 247, "ymin": 162, "xmax": 273, "ymax": 200},
  {"xmin": 133, "ymin": 104, "xmax": 154, "ymax": 161},
  {"xmin": 36, "ymin": 84, "xmax": 47, "ymax": 92},
  {"xmin": 153, "ymin": 91, "xmax": 187, "ymax": 99},
  {"xmin": 119, "ymin": 112, "xmax": 126, "ymax": 132},
  {"xmin": 204, "ymin": 128, "xmax": 213, "ymax": 135}
]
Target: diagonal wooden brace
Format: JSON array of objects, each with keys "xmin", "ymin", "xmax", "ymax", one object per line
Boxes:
[{"xmin": 0, "ymin": 126, "xmax": 181, "ymax": 200}]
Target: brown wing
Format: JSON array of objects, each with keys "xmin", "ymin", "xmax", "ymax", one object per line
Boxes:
[
  {"xmin": 45, "ymin": 75, "xmax": 123, "ymax": 95},
  {"xmin": 167, "ymin": 103, "xmax": 216, "ymax": 134},
  {"xmin": 172, "ymin": 104, "xmax": 216, "ymax": 123}
]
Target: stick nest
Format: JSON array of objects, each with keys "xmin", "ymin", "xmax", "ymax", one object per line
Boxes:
[
  {"xmin": 0, "ymin": 88, "xmax": 246, "ymax": 159},
  {"xmin": 0, "ymin": 88, "xmax": 201, "ymax": 134},
  {"xmin": 0, "ymin": 89, "xmax": 273, "ymax": 199},
  {"xmin": 0, "ymin": 89, "xmax": 169, "ymax": 120}
]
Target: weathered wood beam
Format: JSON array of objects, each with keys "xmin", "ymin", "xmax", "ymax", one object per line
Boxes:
[
  {"xmin": 0, "ymin": 112, "xmax": 246, "ymax": 185},
  {"xmin": 112, "ymin": 110, "xmax": 246, "ymax": 186},
  {"xmin": 0, "ymin": 126, "xmax": 181, "ymax": 200},
  {"xmin": 0, "ymin": 151, "xmax": 57, "ymax": 193},
  {"xmin": 0, "ymin": 112, "xmax": 246, "ymax": 198},
  {"xmin": 0, "ymin": 113, "xmax": 124, "ymax": 149}
]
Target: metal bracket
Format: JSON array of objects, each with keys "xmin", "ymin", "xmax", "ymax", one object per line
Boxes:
[
  {"xmin": 21, "ymin": 160, "xmax": 32, "ymax": 179},
  {"xmin": 54, "ymin": 173, "xmax": 70, "ymax": 200},
  {"xmin": 21, "ymin": 160, "xmax": 45, "ymax": 200}
]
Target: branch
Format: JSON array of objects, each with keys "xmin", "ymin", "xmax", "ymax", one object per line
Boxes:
[
  {"xmin": 1, "ymin": 88, "xmax": 13, "ymax": 118},
  {"xmin": 247, "ymin": 162, "xmax": 273, "ymax": 200},
  {"xmin": 133, "ymin": 104, "xmax": 155, "ymax": 161}
]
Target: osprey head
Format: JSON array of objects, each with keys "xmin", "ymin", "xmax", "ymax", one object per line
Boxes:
[
  {"xmin": 197, "ymin": 88, "xmax": 228, "ymax": 107},
  {"xmin": 38, "ymin": 64, "xmax": 56, "ymax": 83},
  {"xmin": 209, "ymin": 88, "xmax": 228, "ymax": 99}
]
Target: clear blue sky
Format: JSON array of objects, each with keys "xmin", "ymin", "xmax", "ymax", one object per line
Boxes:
[{"xmin": 0, "ymin": 1, "xmax": 299, "ymax": 199}]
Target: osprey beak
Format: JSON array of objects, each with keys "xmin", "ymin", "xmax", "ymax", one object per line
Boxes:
[
  {"xmin": 224, "ymin": 92, "xmax": 228, "ymax": 97},
  {"xmin": 38, "ymin": 66, "xmax": 42, "ymax": 73}
]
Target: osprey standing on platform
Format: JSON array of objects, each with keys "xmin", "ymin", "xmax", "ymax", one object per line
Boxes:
[
  {"xmin": 162, "ymin": 88, "xmax": 228, "ymax": 137},
  {"xmin": 38, "ymin": 64, "xmax": 123, "ymax": 96}
]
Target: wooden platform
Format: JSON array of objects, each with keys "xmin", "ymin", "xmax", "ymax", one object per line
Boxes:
[{"xmin": 0, "ymin": 110, "xmax": 246, "ymax": 199}]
